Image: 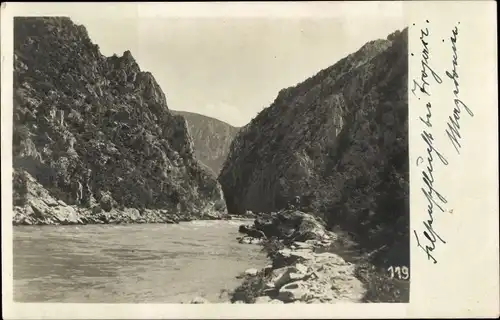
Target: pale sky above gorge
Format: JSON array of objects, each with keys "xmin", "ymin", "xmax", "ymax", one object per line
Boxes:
[{"xmin": 12, "ymin": 3, "xmax": 406, "ymax": 127}]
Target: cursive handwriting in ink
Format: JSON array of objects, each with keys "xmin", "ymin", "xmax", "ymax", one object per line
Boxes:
[
  {"xmin": 411, "ymin": 20, "xmax": 450, "ymax": 265},
  {"xmin": 420, "ymin": 102, "xmax": 433, "ymax": 127},
  {"xmin": 414, "ymin": 130, "xmax": 449, "ymax": 264},
  {"xmin": 445, "ymin": 23, "xmax": 474, "ymax": 154},
  {"xmin": 411, "ymin": 21, "xmax": 443, "ymax": 98}
]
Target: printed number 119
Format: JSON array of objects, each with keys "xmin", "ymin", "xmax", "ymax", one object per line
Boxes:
[{"xmin": 388, "ymin": 266, "xmax": 409, "ymax": 280}]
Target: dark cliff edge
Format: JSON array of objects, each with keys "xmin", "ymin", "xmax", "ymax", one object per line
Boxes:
[
  {"xmin": 12, "ymin": 17, "xmax": 227, "ymax": 225},
  {"xmin": 171, "ymin": 110, "xmax": 240, "ymax": 175},
  {"xmin": 219, "ymin": 29, "xmax": 409, "ymax": 267}
]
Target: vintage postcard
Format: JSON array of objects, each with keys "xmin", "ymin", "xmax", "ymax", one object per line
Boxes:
[{"xmin": 1, "ymin": 1, "xmax": 498, "ymax": 319}]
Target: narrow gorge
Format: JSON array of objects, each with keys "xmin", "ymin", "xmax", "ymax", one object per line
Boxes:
[{"xmin": 11, "ymin": 16, "xmax": 409, "ymax": 305}]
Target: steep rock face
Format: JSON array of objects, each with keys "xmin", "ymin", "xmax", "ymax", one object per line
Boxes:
[
  {"xmin": 219, "ymin": 29, "xmax": 408, "ymax": 259},
  {"xmin": 171, "ymin": 110, "xmax": 240, "ymax": 175},
  {"xmin": 12, "ymin": 17, "xmax": 227, "ymax": 220}
]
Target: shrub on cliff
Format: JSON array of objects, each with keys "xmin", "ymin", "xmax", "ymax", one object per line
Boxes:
[{"xmin": 13, "ymin": 170, "xmax": 28, "ymax": 206}]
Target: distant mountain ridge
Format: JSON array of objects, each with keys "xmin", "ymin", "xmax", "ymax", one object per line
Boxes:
[{"xmin": 172, "ymin": 110, "xmax": 240, "ymax": 174}]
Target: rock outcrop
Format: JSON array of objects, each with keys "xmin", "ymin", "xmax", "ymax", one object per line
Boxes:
[
  {"xmin": 12, "ymin": 17, "xmax": 227, "ymax": 224},
  {"xmin": 238, "ymin": 209, "xmax": 330, "ymax": 244},
  {"xmin": 219, "ymin": 29, "xmax": 409, "ymax": 263},
  {"xmin": 12, "ymin": 170, "xmax": 198, "ymax": 225},
  {"xmin": 171, "ymin": 110, "xmax": 240, "ymax": 175}
]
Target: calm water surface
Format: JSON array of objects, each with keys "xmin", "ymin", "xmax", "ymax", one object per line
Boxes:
[{"xmin": 13, "ymin": 220, "xmax": 268, "ymax": 303}]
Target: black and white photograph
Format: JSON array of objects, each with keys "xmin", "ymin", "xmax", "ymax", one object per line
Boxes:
[{"xmin": 2, "ymin": 1, "xmax": 498, "ymax": 318}]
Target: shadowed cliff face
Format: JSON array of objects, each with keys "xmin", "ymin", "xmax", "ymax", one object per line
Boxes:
[
  {"xmin": 219, "ymin": 29, "xmax": 408, "ymax": 260},
  {"xmin": 12, "ymin": 17, "xmax": 226, "ymax": 217},
  {"xmin": 171, "ymin": 111, "xmax": 240, "ymax": 175}
]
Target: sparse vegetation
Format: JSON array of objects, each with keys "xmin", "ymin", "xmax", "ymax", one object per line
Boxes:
[
  {"xmin": 355, "ymin": 261, "xmax": 410, "ymax": 303},
  {"xmin": 13, "ymin": 170, "xmax": 29, "ymax": 206},
  {"xmin": 230, "ymin": 271, "xmax": 271, "ymax": 303},
  {"xmin": 261, "ymin": 237, "xmax": 285, "ymax": 260}
]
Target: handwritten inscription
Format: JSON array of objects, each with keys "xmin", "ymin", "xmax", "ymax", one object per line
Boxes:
[
  {"xmin": 411, "ymin": 21, "xmax": 443, "ymax": 97},
  {"xmin": 411, "ymin": 21, "xmax": 473, "ymax": 264},
  {"xmin": 444, "ymin": 24, "xmax": 474, "ymax": 154}
]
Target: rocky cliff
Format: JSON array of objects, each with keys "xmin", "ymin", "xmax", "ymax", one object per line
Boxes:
[
  {"xmin": 171, "ymin": 110, "xmax": 239, "ymax": 175},
  {"xmin": 219, "ymin": 29, "xmax": 408, "ymax": 263},
  {"xmin": 12, "ymin": 17, "xmax": 227, "ymax": 224}
]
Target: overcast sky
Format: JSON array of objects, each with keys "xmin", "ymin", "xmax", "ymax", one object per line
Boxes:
[{"xmin": 11, "ymin": 3, "xmax": 406, "ymax": 127}]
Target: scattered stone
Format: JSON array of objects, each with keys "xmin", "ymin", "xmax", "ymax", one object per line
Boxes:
[
  {"xmin": 190, "ymin": 297, "xmax": 209, "ymax": 304},
  {"xmin": 238, "ymin": 236, "xmax": 263, "ymax": 245},
  {"xmin": 244, "ymin": 268, "xmax": 259, "ymax": 277}
]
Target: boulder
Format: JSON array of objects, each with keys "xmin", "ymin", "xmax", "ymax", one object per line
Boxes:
[
  {"xmin": 278, "ymin": 281, "xmax": 310, "ymax": 302},
  {"xmin": 251, "ymin": 210, "xmax": 328, "ymax": 242},
  {"xmin": 238, "ymin": 224, "xmax": 267, "ymax": 239},
  {"xmin": 29, "ymin": 198, "xmax": 49, "ymax": 218},
  {"xmin": 52, "ymin": 205, "xmax": 80, "ymax": 224},
  {"xmin": 244, "ymin": 268, "xmax": 259, "ymax": 277},
  {"xmin": 201, "ymin": 210, "xmax": 224, "ymax": 220},
  {"xmin": 295, "ymin": 263, "xmax": 309, "ymax": 274},
  {"xmin": 273, "ymin": 265, "xmax": 308, "ymax": 289},
  {"xmin": 98, "ymin": 192, "xmax": 117, "ymax": 212},
  {"xmin": 238, "ymin": 236, "xmax": 263, "ymax": 245},
  {"xmin": 123, "ymin": 208, "xmax": 141, "ymax": 221}
]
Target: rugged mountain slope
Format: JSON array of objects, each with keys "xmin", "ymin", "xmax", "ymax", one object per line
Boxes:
[
  {"xmin": 171, "ymin": 110, "xmax": 239, "ymax": 174},
  {"xmin": 219, "ymin": 29, "xmax": 408, "ymax": 262},
  {"xmin": 12, "ymin": 17, "xmax": 227, "ymax": 223}
]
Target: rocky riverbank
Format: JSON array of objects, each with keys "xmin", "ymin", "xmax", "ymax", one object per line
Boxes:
[
  {"xmin": 229, "ymin": 210, "xmax": 368, "ymax": 304},
  {"xmin": 13, "ymin": 170, "xmax": 229, "ymax": 226}
]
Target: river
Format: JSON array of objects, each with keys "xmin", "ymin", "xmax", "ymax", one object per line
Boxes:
[{"xmin": 13, "ymin": 220, "xmax": 268, "ymax": 303}]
